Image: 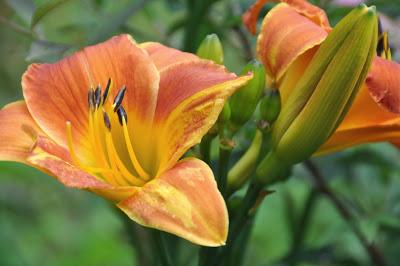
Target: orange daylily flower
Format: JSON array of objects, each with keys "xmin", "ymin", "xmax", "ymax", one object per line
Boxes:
[
  {"xmin": 0, "ymin": 34, "xmax": 252, "ymax": 246},
  {"xmin": 243, "ymin": 0, "xmax": 400, "ymax": 154}
]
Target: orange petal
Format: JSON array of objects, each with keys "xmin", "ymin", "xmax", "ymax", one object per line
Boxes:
[
  {"xmin": 366, "ymin": 56, "xmax": 400, "ymax": 114},
  {"xmin": 257, "ymin": 3, "xmax": 328, "ymax": 80},
  {"xmin": 318, "ymin": 121, "xmax": 400, "ymax": 155},
  {"xmin": 317, "ymin": 85, "xmax": 400, "ymax": 154},
  {"xmin": 278, "ymin": 46, "xmax": 318, "ymax": 104},
  {"xmin": 243, "ymin": 0, "xmax": 330, "ymax": 35},
  {"xmin": 153, "ymin": 61, "xmax": 253, "ymax": 174},
  {"xmin": 117, "ymin": 158, "xmax": 228, "ymax": 247},
  {"xmin": 336, "ymin": 85, "xmax": 399, "ymax": 131},
  {"xmin": 141, "ymin": 42, "xmax": 199, "ymax": 71},
  {"xmin": 22, "ymin": 34, "xmax": 159, "ymax": 160},
  {"xmin": 155, "ymin": 60, "xmax": 238, "ymax": 121},
  {"xmin": 26, "ymin": 136, "xmax": 138, "ymax": 202},
  {"xmin": 0, "ymin": 101, "xmax": 43, "ymax": 163},
  {"xmin": 27, "ymin": 136, "xmax": 108, "ymax": 189}
]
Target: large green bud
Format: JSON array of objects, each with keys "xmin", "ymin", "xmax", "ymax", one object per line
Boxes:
[
  {"xmin": 230, "ymin": 60, "xmax": 266, "ymax": 130},
  {"xmin": 256, "ymin": 5, "xmax": 378, "ymax": 183},
  {"xmin": 196, "ymin": 34, "xmax": 224, "ymax": 64}
]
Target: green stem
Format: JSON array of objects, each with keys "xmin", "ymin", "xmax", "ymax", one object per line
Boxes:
[
  {"xmin": 0, "ymin": 15, "xmax": 37, "ymax": 39},
  {"xmin": 287, "ymin": 189, "xmax": 319, "ymax": 266},
  {"xmin": 225, "ymin": 216, "xmax": 256, "ymax": 266},
  {"xmin": 218, "ymin": 147, "xmax": 232, "ymax": 197},
  {"xmin": 115, "ymin": 208, "xmax": 152, "ymax": 265},
  {"xmin": 183, "ymin": 0, "xmax": 217, "ymax": 52},
  {"xmin": 152, "ymin": 231, "xmax": 173, "ymax": 266},
  {"xmin": 200, "ymin": 135, "xmax": 213, "ymax": 165},
  {"xmin": 212, "ymin": 180, "xmax": 264, "ymax": 265},
  {"xmin": 227, "ymin": 130, "xmax": 263, "ymax": 195}
]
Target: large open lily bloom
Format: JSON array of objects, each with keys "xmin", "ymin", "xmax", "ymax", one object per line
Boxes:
[
  {"xmin": 0, "ymin": 34, "xmax": 252, "ymax": 246},
  {"xmin": 243, "ymin": 0, "xmax": 400, "ymax": 154}
]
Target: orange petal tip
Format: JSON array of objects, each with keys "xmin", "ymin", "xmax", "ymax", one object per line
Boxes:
[{"xmin": 117, "ymin": 158, "xmax": 228, "ymax": 246}]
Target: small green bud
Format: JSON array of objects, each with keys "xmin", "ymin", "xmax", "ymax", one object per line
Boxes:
[
  {"xmin": 196, "ymin": 34, "xmax": 224, "ymax": 64},
  {"xmin": 230, "ymin": 60, "xmax": 266, "ymax": 129},
  {"xmin": 259, "ymin": 90, "xmax": 281, "ymax": 124}
]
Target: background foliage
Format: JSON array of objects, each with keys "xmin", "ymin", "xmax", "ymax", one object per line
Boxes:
[{"xmin": 0, "ymin": 0, "xmax": 399, "ymax": 265}]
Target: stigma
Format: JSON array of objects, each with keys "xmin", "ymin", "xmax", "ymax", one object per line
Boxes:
[{"xmin": 66, "ymin": 78, "xmax": 150, "ymax": 187}]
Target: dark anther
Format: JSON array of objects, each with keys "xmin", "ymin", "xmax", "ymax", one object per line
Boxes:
[
  {"xmin": 103, "ymin": 111, "xmax": 111, "ymax": 130},
  {"xmin": 102, "ymin": 78, "xmax": 112, "ymax": 105},
  {"xmin": 113, "ymin": 85, "xmax": 126, "ymax": 112},
  {"xmin": 116, "ymin": 106, "xmax": 127, "ymax": 125},
  {"xmin": 88, "ymin": 89, "xmax": 95, "ymax": 110},
  {"xmin": 94, "ymin": 85, "xmax": 102, "ymax": 109}
]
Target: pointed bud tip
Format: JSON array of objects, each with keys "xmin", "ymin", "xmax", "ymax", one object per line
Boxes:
[
  {"xmin": 356, "ymin": 3, "xmax": 368, "ymax": 10},
  {"xmin": 196, "ymin": 33, "xmax": 224, "ymax": 64},
  {"xmin": 206, "ymin": 33, "xmax": 219, "ymax": 41},
  {"xmin": 367, "ymin": 6, "xmax": 376, "ymax": 14}
]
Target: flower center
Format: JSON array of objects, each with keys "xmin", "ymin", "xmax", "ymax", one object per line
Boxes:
[{"xmin": 66, "ymin": 78, "xmax": 150, "ymax": 186}]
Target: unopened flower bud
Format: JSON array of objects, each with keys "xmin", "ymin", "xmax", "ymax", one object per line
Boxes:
[
  {"xmin": 196, "ymin": 34, "xmax": 224, "ymax": 64},
  {"xmin": 230, "ymin": 60, "xmax": 266, "ymax": 129},
  {"xmin": 256, "ymin": 5, "xmax": 378, "ymax": 183},
  {"xmin": 259, "ymin": 90, "xmax": 281, "ymax": 124}
]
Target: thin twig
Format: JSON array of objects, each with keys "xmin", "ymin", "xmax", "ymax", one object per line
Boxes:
[
  {"xmin": 232, "ymin": 25, "xmax": 253, "ymax": 62},
  {"xmin": 0, "ymin": 15, "xmax": 36, "ymax": 39},
  {"xmin": 287, "ymin": 189, "xmax": 319, "ymax": 266},
  {"xmin": 304, "ymin": 160, "xmax": 387, "ymax": 266}
]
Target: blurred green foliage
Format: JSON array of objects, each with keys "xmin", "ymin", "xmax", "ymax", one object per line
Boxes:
[{"xmin": 1, "ymin": 0, "xmax": 400, "ymax": 266}]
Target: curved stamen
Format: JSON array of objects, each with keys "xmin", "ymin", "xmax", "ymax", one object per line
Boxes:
[
  {"xmin": 118, "ymin": 107, "xmax": 150, "ymax": 180},
  {"xmin": 116, "ymin": 106, "xmax": 127, "ymax": 125},
  {"xmin": 66, "ymin": 121, "xmax": 112, "ymax": 176},
  {"xmin": 66, "ymin": 121, "xmax": 85, "ymax": 168},
  {"xmin": 82, "ymin": 80, "xmax": 150, "ymax": 186},
  {"xmin": 103, "ymin": 134, "xmax": 129, "ymax": 186},
  {"xmin": 104, "ymin": 131, "xmax": 145, "ymax": 186}
]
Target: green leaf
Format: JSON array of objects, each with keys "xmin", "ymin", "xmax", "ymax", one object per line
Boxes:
[
  {"xmin": 6, "ymin": 0, "xmax": 35, "ymax": 25},
  {"xmin": 26, "ymin": 40, "xmax": 70, "ymax": 62},
  {"xmin": 30, "ymin": 0, "xmax": 70, "ymax": 28}
]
